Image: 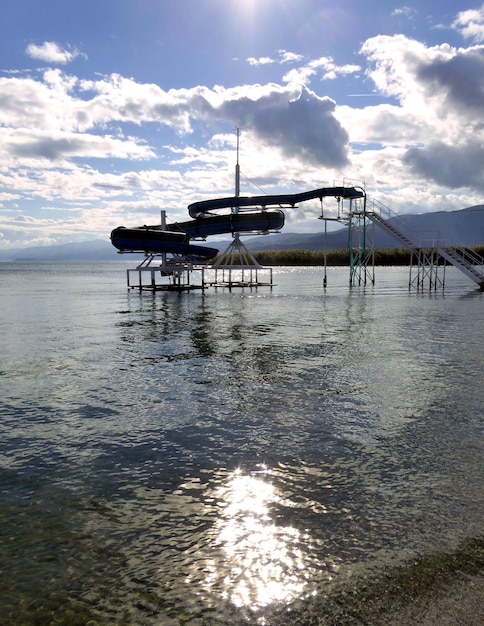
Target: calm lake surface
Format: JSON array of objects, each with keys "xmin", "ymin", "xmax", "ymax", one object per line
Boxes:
[{"xmin": 1, "ymin": 262, "xmax": 483, "ymax": 625}]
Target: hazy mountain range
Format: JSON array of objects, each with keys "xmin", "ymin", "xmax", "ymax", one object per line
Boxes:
[{"xmin": 1, "ymin": 206, "xmax": 482, "ymax": 262}]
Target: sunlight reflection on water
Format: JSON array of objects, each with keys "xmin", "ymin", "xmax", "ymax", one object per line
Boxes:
[{"xmin": 206, "ymin": 466, "xmax": 310, "ymax": 609}]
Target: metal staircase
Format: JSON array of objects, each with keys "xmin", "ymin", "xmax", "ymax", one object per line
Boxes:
[
  {"xmin": 367, "ymin": 211, "xmax": 417, "ymax": 250},
  {"xmin": 354, "ymin": 198, "xmax": 484, "ymax": 290},
  {"xmin": 437, "ymin": 245, "xmax": 484, "ymax": 288}
]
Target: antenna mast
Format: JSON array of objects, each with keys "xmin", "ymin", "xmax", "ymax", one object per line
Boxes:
[{"xmin": 235, "ymin": 127, "xmax": 240, "ymax": 199}]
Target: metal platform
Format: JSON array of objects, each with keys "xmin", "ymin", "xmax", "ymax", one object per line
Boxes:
[
  {"xmin": 126, "ymin": 254, "xmax": 207, "ymax": 291},
  {"xmin": 205, "ymin": 234, "xmax": 273, "ymax": 288}
]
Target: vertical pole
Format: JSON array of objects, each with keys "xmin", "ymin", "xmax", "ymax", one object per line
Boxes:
[
  {"xmin": 160, "ymin": 210, "xmax": 167, "ymax": 271},
  {"xmin": 323, "ymin": 218, "xmax": 328, "ymax": 287},
  {"xmin": 348, "ymin": 213, "xmax": 355, "ymax": 286},
  {"xmin": 235, "ymin": 127, "xmax": 240, "ymax": 199},
  {"xmin": 361, "ymin": 194, "xmax": 367, "ymax": 285},
  {"xmin": 233, "ymin": 127, "xmax": 241, "ymax": 254},
  {"xmin": 409, "ymin": 249, "xmax": 414, "ymax": 289}
]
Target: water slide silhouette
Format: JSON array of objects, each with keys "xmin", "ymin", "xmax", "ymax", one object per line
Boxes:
[{"xmin": 110, "ymin": 186, "xmax": 364, "ymax": 258}]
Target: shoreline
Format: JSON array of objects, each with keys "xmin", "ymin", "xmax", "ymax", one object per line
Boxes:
[
  {"xmin": 263, "ymin": 535, "xmax": 484, "ymax": 626},
  {"xmin": 384, "ymin": 574, "xmax": 483, "ymax": 625}
]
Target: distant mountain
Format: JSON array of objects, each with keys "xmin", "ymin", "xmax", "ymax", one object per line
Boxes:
[
  {"xmin": 234, "ymin": 205, "xmax": 484, "ymax": 252},
  {"xmin": 0, "ymin": 239, "xmax": 135, "ymax": 262},
  {"xmin": 0, "ymin": 206, "xmax": 482, "ymax": 262}
]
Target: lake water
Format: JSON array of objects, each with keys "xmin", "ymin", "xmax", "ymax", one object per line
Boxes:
[{"xmin": 0, "ymin": 262, "xmax": 483, "ymax": 625}]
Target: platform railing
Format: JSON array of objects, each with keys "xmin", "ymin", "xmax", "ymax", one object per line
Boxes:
[
  {"xmin": 366, "ymin": 198, "xmax": 435, "ymax": 249},
  {"xmin": 437, "ymin": 242, "xmax": 484, "ymax": 282}
]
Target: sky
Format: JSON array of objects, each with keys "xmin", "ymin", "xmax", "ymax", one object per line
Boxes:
[{"xmin": 1, "ymin": 0, "xmax": 484, "ymax": 249}]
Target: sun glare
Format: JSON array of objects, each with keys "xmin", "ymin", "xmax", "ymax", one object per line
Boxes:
[
  {"xmin": 235, "ymin": 0, "xmax": 272, "ymax": 19},
  {"xmin": 207, "ymin": 467, "xmax": 310, "ymax": 609}
]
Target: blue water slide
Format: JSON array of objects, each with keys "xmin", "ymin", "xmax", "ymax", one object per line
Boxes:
[
  {"xmin": 187, "ymin": 186, "xmax": 364, "ymax": 218},
  {"xmin": 111, "ymin": 210, "xmax": 284, "ymax": 258},
  {"xmin": 167, "ymin": 210, "xmax": 285, "ymax": 238},
  {"xmin": 110, "ymin": 227, "xmax": 219, "ymax": 259}
]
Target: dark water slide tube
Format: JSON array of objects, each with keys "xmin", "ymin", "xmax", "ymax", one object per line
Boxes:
[
  {"xmin": 110, "ymin": 227, "xmax": 219, "ymax": 259},
  {"xmin": 111, "ymin": 209, "xmax": 285, "ymax": 257},
  {"xmin": 166, "ymin": 209, "xmax": 285, "ymax": 238},
  {"xmin": 187, "ymin": 186, "xmax": 365, "ymax": 218}
]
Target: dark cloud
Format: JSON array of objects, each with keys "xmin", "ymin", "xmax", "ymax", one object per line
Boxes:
[
  {"xmin": 211, "ymin": 86, "xmax": 350, "ymax": 168},
  {"xmin": 415, "ymin": 47, "xmax": 484, "ymax": 117},
  {"xmin": 11, "ymin": 137, "xmax": 81, "ymax": 160},
  {"xmin": 404, "ymin": 140, "xmax": 484, "ymax": 191},
  {"xmin": 7, "ymin": 131, "xmax": 152, "ymax": 161},
  {"xmin": 77, "ymin": 78, "xmax": 352, "ymax": 168}
]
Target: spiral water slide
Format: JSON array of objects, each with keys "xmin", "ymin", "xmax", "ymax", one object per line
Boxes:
[{"xmin": 110, "ymin": 186, "xmax": 364, "ymax": 258}]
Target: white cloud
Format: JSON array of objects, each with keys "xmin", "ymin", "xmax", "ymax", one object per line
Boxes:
[
  {"xmin": 360, "ymin": 35, "xmax": 484, "ymax": 132},
  {"xmin": 351, "ymin": 33, "xmax": 484, "ymax": 191},
  {"xmin": 25, "ymin": 41, "xmax": 85, "ymax": 65},
  {"xmin": 391, "ymin": 7, "xmax": 417, "ymax": 20},
  {"xmin": 1, "ymin": 128, "xmax": 154, "ymax": 162},
  {"xmin": 283, "ymin": 56, "xmax": 360, "ymax": 85},
  {"xmin": 278, "ymin": 50, "xmax": 305, "ymax": 64},
  {"xmin": 336, "ymin": 103, "xmax": 432, "ymax": 146},
  {"xmin": 247, "ymin": 50, "xmax": 305, "ymax": 67},
  {"xmin": 453, "ymin": 4, "xmax": 484, "ymax": 43},
  {"xmin": 247, "ymin": 56, "xmax": 275, "ymax": 66}
]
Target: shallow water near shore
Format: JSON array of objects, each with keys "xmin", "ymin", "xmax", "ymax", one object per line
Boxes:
[{"xmin": 1, "ymin": 262, "xmax": 483, "ymax": 624}]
